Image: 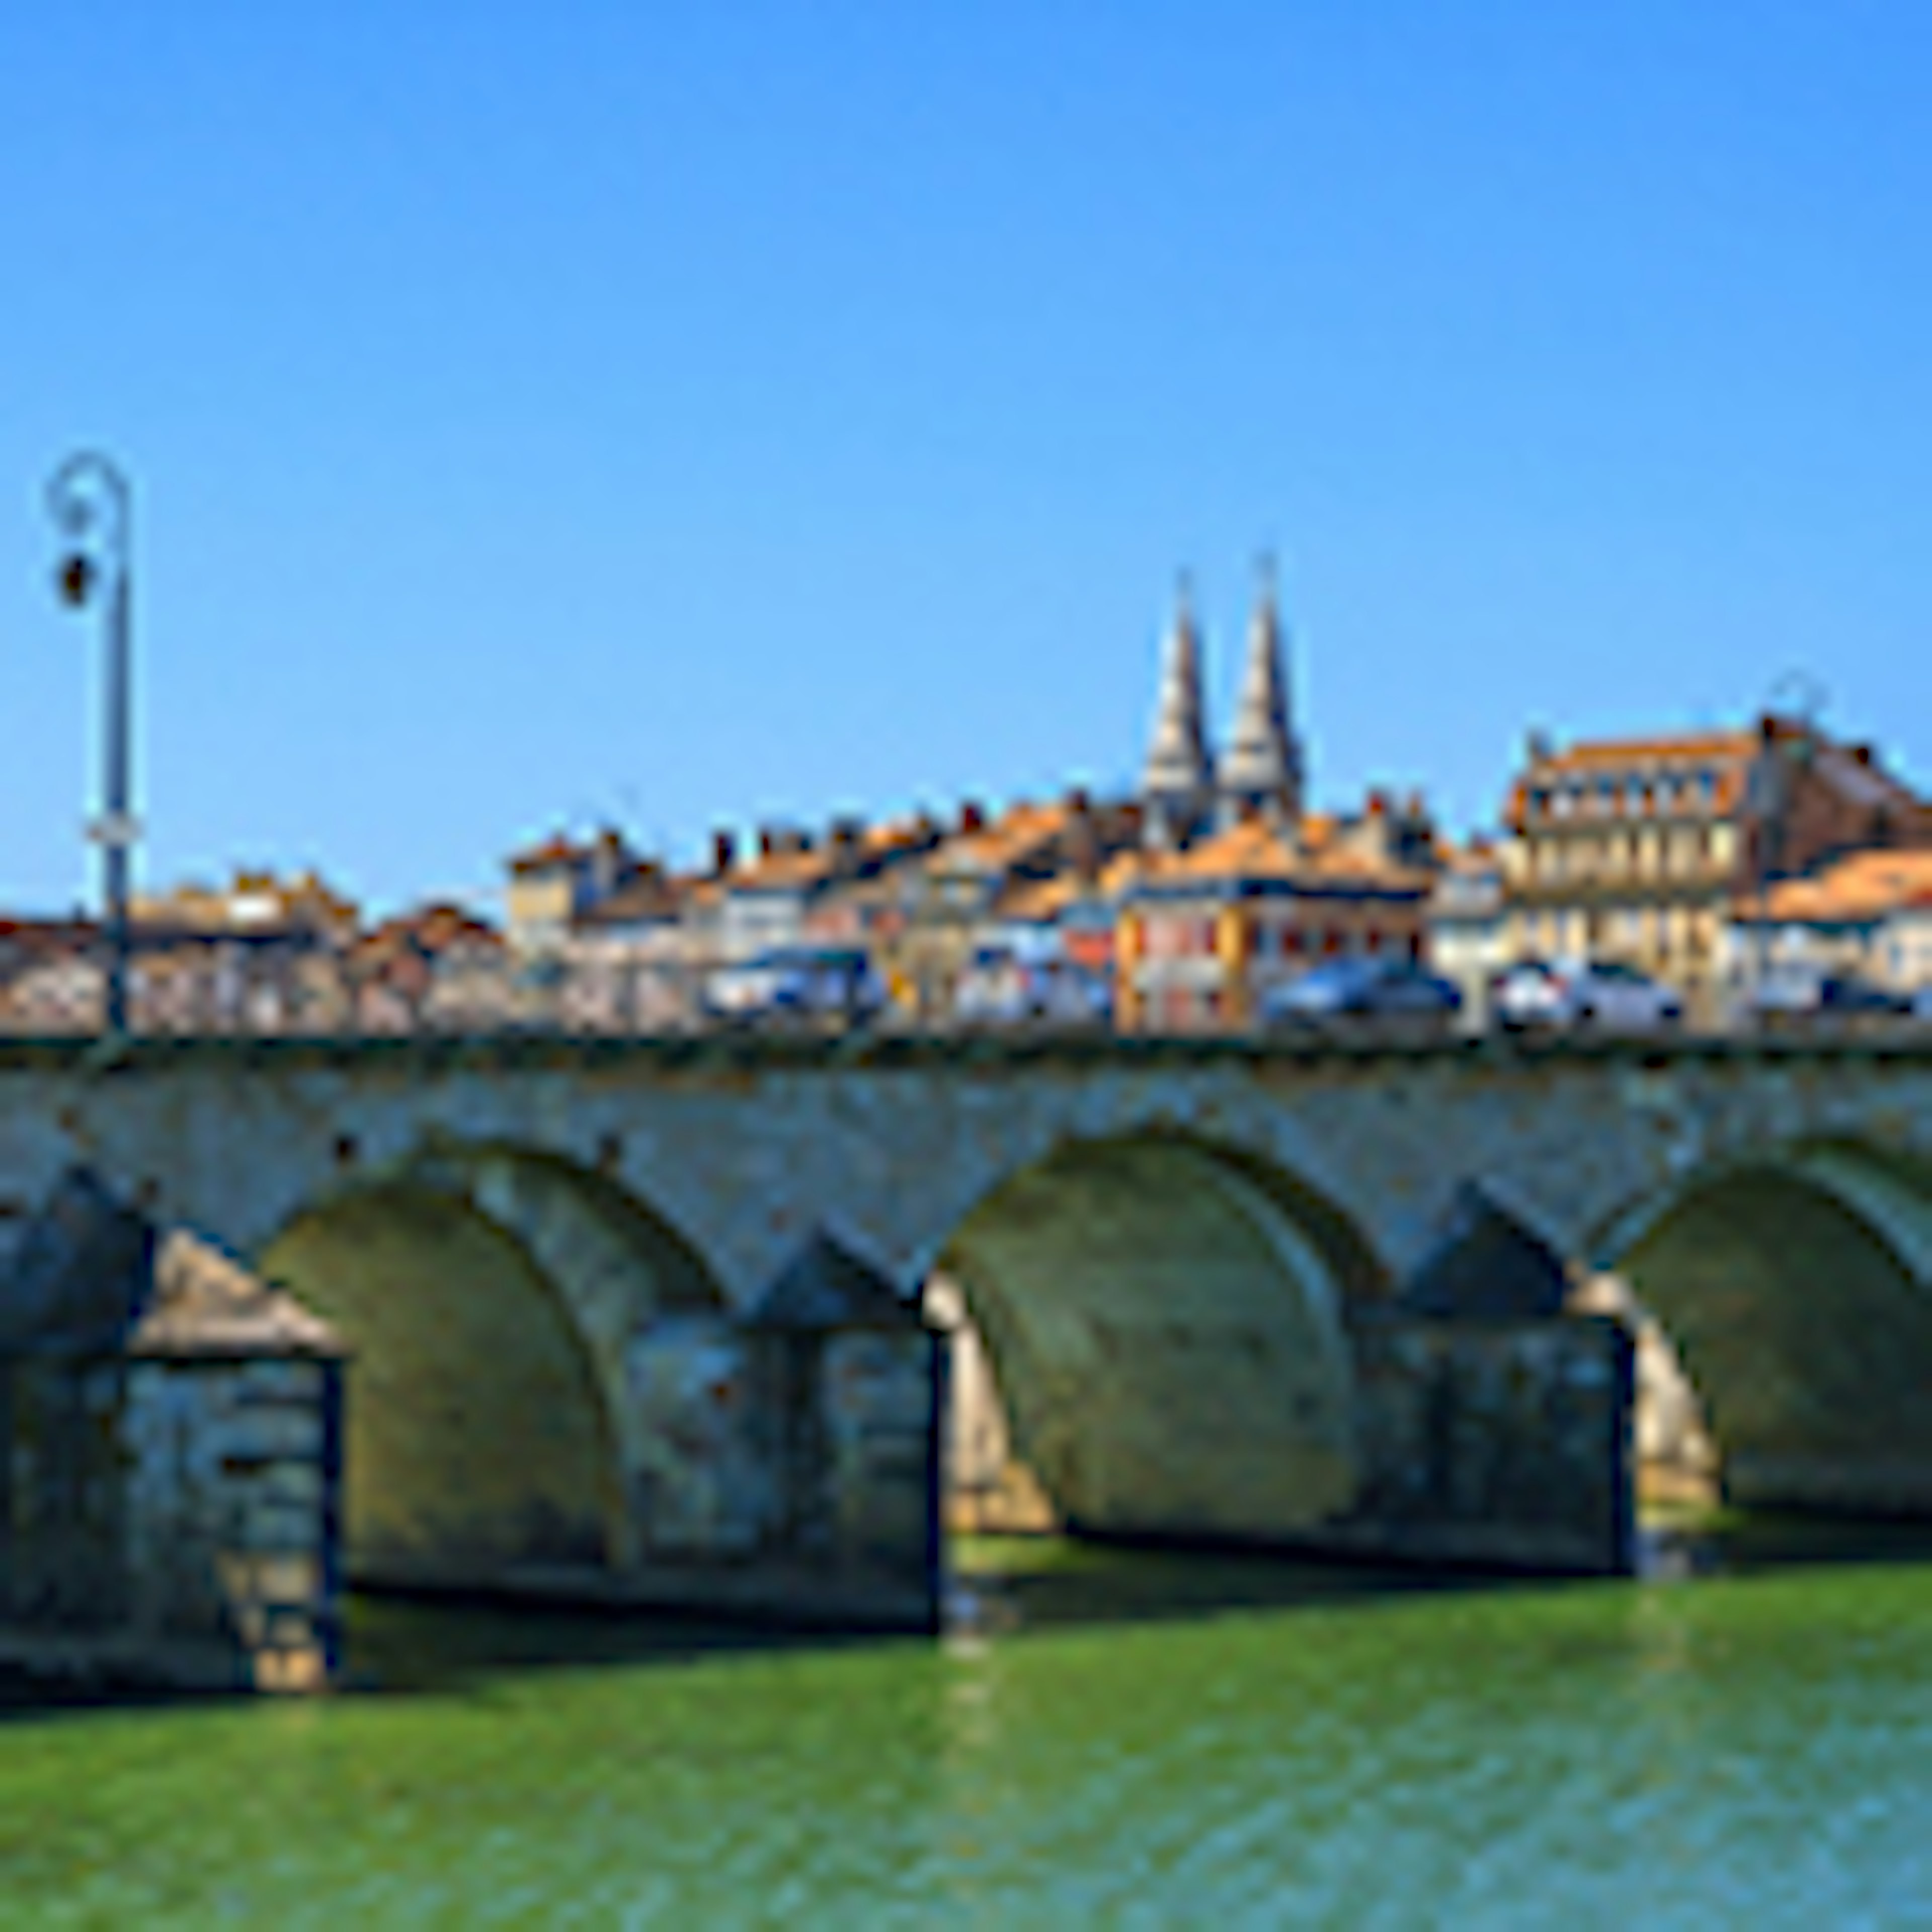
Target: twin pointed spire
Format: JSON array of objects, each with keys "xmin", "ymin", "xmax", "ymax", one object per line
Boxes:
[
  {"xmin": 1141, "ymin": 556, "xmax": 1304, "ymax": 844},
  {"xmin": 1220, "ymin": 552, "xmax": 1303, "ymax": 820},
  {"xmin": 1141, "ymin": 572, "xmax": 1213, "ymax": 805}
]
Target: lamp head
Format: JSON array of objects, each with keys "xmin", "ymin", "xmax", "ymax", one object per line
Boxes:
[{"xmin": 56, "ymin": 552, "xmax": 96, "ymax": 608}]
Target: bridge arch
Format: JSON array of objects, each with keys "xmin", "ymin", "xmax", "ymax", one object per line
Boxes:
[
  {"xmin": 931, "ymin": 1132, "xmax": 1389, "ymax": 1542},
  {"xmin": 258, "ymin": 1141, "xmax": 729, "ymax": 1583},
  {"xmin": 1591, "ymin": 1140, "xmax": 1932, "ymax": 1516}
]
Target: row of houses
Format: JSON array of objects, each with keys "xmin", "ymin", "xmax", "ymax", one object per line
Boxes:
[
  {"xmin": 489, "ymin": 578, "xmax": 1932, "ymax": 1031},
  {"xmin": 501, "ymin": 782, "xmax": 1441, "ymax": 1034},
  {"xmin": 0, "ymin": 882, "xmax": 507, "ymax": 1035},
  {"xmin": 6, "ymin": 745, "xmax": 1930, "ymax": 1038},
  {"xmin": 5, "ymin": 573, "xmax": 1930, "ymax": 1033}
]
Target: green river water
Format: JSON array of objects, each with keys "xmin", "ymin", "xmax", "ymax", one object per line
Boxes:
[{"xmin": 0, "ymin": 1522, "xmax": 1925, "ymax": 1928}]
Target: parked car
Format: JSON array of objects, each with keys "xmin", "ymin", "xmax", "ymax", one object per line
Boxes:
[
  {"xmin": 702, "ymin": 946, "xmax": 884, "ymax": 1028},
  {"xmin": 953, "ymin": 942, "xmax": 1111, "ymax": 1027},
  {"xmin": 1492, "ymin": 958, "xmax": 1683, "ymax": 1032},
  {"xmin": 1738, "ymin": 968, "xmax": 1911, "ymax": 1024},
  {"xmin": 1259, "ymin": 956, "xmax": 1463, "ymax": 1028}
]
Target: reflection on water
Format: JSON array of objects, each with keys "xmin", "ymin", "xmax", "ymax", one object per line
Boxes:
[{"xmin": 0, "ymin": 1516, "xmax": 1926, "ymax": 1927}]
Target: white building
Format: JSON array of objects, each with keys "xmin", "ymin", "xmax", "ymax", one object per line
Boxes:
[
  {"xmin": 1427, "ymin": 840, "xmax": 1507, "ymax": 1026},
  {"xmin": 1721, "ymin": 847, "xmax": 1932, "ymax": 997}
]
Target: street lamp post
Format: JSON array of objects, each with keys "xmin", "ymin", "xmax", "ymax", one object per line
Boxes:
[{"xmin": 47, "ymin": 453, "xmax": 138, "ymax": 1036}]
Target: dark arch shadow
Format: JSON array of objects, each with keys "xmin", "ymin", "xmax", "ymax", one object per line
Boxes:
[
  {"xmin": 261, "ymin": 1179, "xmax": 626, "ymax": 1588},
  {"xmin": 1606, "ymin": 1151, "xmax": 1932, "ymax": 1519},
  {"xmin": 933, "ymin": 1132, "xmax": 1382, "ymax": 1546}
]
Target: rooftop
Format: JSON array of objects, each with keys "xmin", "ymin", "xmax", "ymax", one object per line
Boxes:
[
  {"xmin": 1744, "ymin": 847, "xmax": 1932, "ymax": 925},
  {"xmin": 1121, "ymin": 816, "xmax": 1430, "ymax": 897}
]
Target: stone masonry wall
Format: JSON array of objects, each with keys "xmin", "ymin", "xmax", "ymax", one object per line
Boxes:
[
  {"xmin": 122, "ymin": 1356, "xmax": 342, "ymax": 1691},
  {"xmin": 0, "ymin": 1352, "xmax": 341, "ymax": 1691},
  {"xmin": 1320, "ymin": 1312, "xmax": 1635, "ymax": 1575}
]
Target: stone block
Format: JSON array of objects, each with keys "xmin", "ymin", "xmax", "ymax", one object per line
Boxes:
[{"xmin": 217, "ymin": 1406, "xmax": 320, "ymax": 1466}]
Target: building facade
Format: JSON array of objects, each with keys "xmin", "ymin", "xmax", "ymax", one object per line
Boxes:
[
  {"xmin": 1427, "ymin": 840, "xmax": 1506, "ymax": 1027},
  {"xmin": 1500, "ymin": 715, "xmax": 1932, "ymax": 1019},
  {"xmin": 1721, "ymin": 847, "xmax": 1932, "ymax": 996},
  {"xmin": 1115, "ymin": 818, "xmax": 1431, "ymax": 1032}
]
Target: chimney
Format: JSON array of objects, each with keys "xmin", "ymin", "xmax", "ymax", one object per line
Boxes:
[
  {"xmin": 1063, "ymin": 786, "xmax": 1100, "ymax": 880},
  {"xmin": 1525, "ymin": 728, "xmax": 1555, "ymax": 768},
  {"xmin": 958, "ymin": 799, "xmax": 986, "ymax": 835},
  {"xmin": 758, "ymin": 824, "xmax": 814, "ymax": 859},
  {"xmin": 711, "ymin": 829, "xmax": 737, "ymax": 875},
  {"xmin": 1849, "ymin": 743, "xmax": 1875, "ymax": 767},
  {"xmin": 590, "ymin": 828, "xmax": 628, "ymax": 900},
  {"xmin": 829, "ymin": 816, "xmax": 866, "ymax": 876}
]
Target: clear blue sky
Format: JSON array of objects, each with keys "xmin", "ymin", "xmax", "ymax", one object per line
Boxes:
[{"xmin": 4, "ymin": 3, "xmax": 1929, "ymax": 915}]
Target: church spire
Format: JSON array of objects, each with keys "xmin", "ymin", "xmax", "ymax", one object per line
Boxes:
[
  {"xmin": 1219, "ymin": 552, "xmax": 1303, "ymax": 824},
  {"xmin": 1141, "ymin": 572, "xmax": 1214, "ymax": 846}
]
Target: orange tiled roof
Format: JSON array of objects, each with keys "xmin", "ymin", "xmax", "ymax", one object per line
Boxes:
[
  {"xmin": 861, "ymin": 814, "xmax": 941, "ymax": 857},
  {"xmin": 1125, "ymin": 818, "xmax": 1427, "ymax": 895},
  {"xmin": 134, "ymin": 867, "xmax": 360, "ymax": 936},
  {"xmin": 506, "ymin": 832, "xmax": 594, "ymax": 875},
  {"xmin": 1507, "ymin": 731, "xmax": 1762, "ymax": 825},
  {"xmin": 1435, "ymin": 836, "xmax": 1500, "ymax": 874},
  {"xmin": 998, "ymin": 874, "xmax": 1094, "ymax": 923},
  {"xmin": 1746, "ymin": 848, "xmax": 1932, "ymax": 925},
  {"xmin": 723, "ymin": 846, "xmax": 839, "ymax": 892},
  {"xmin": 1530, "ymin": 729, "xmax": 1760, "ymax": 774},
  {"xmin": 930, "ymin": 801, "xmax": 1071, "ymax": 875},
  {"xmin": 357, "ymin": 902, "xmax": 502, "ymax": 958},
  {"xmin": 676, "ymin": 876, "xmax": 725, "ymax": 911}
]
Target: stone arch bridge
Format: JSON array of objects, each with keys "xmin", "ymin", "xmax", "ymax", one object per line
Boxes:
[{"xmin": 3, "ymin": 1033, "xmax": 1930, "ymax": 1593}]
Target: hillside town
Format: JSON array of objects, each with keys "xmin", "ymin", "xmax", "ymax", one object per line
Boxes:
[{"xmin": 6, "ymin": 572, "xmax": 1932, "ymax": 1038}]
